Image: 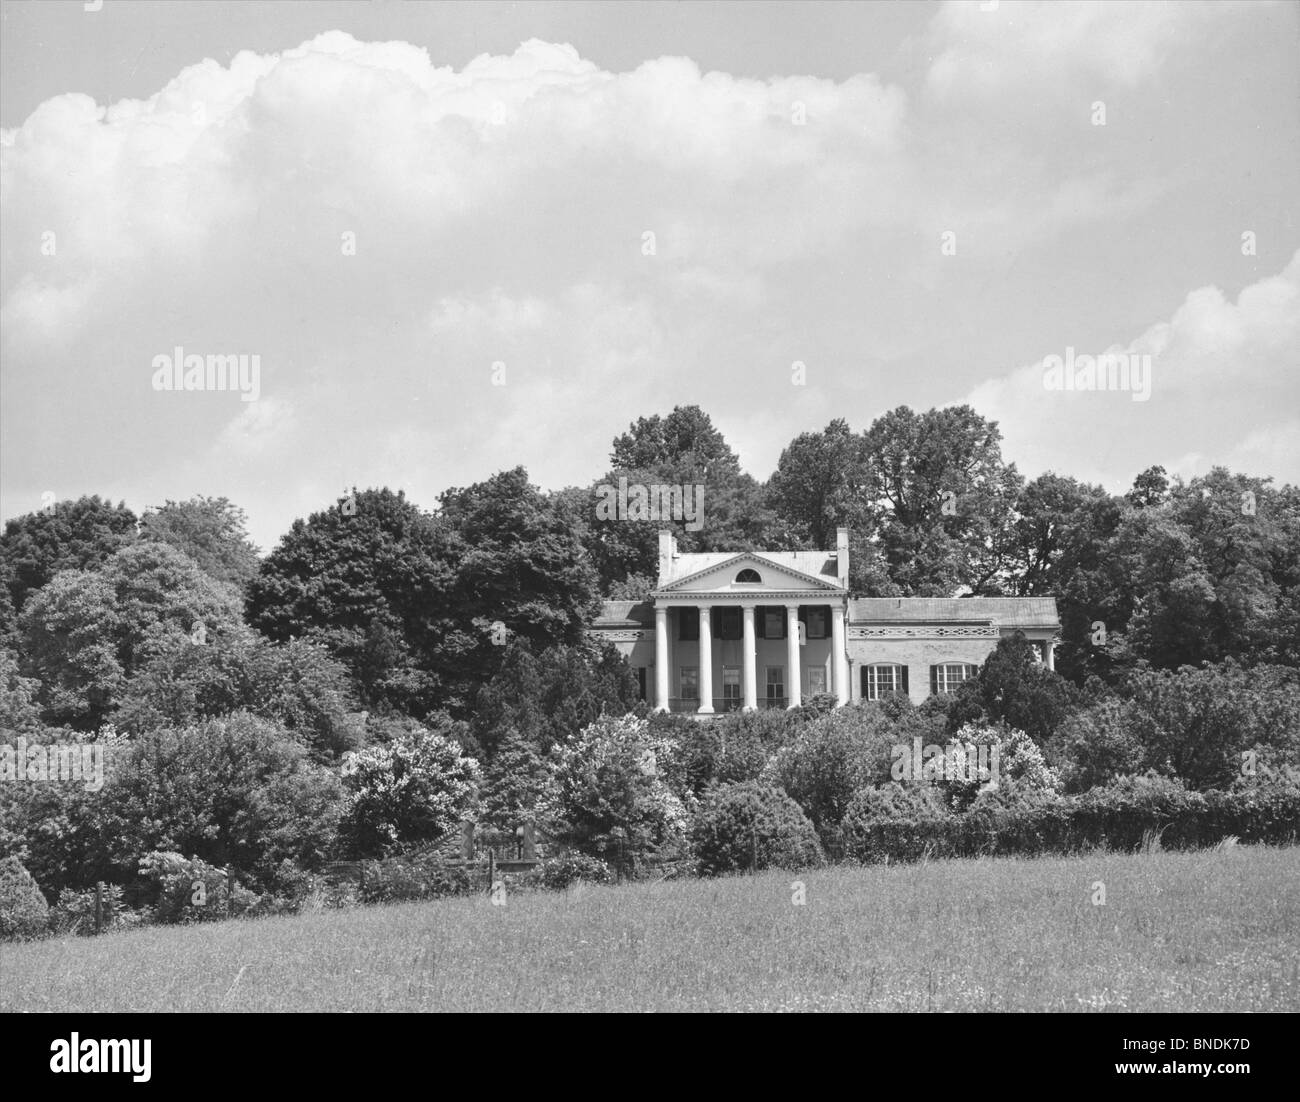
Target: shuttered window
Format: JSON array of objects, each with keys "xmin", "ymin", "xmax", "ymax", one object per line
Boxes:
[{"xmin": 929, "ymin": 663, "xmax": 979, "ymax": 695}]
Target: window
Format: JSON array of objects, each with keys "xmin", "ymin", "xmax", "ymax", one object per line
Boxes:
[
  {"xmin": 766, "ymin": 666, "xmax": 784, "ymax": 702},
  {"xmin": 718, "ymin": 607, "xmax": 742, "ymax": 640},
  {"xmin": 723, "ymin": 666, "xmax": 741, "ymax": 709},
  {"xmin": 680, "ymin": 667, "xmax": 699, "ymax": 701},
  {"xmin": 929, "ymin": 663, "xmax": 979, "ymax": 695},
  {"xmin": 807, "ymin": 667, "xmax": 827, "ymax": 696},
  {"xmin": 635, "ymin": 667, "xmax": 648, "ymax": 702},
  {"xmin": 762, "ymin": 608, "xmax": 786, "ymax": 639},
  {"xmin": 804, "ymin": 607, "xmax": 829, "ymax": 640},
  {"xmin": 677, "ymin": 606, "xmax": 699, "ymax": 641},
  {"xmin": 863, "ymin": 664, "xmax": 908, "ymax": 701},
  {"xmin": 735, "ymin": 568, "xmax": 762, "ymax": 583}
]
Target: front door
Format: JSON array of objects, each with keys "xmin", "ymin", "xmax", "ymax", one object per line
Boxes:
[{"xmin": 807, "ymin": 666, "xmax": 827, "ymax": 697}]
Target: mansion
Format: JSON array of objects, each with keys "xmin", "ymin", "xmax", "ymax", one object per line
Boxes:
[{"xmin": 589, "ymin": 529, "xmax": 1060, "ymax": 714}]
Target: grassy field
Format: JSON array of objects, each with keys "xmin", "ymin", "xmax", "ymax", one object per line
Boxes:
[{"xmin": 3, "ymin": 846, "xmax": 1298, "ymax": 1012}]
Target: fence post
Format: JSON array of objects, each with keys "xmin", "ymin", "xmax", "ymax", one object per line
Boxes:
[
  {"xmin": 226, "ymin": 868, "xmax": 232, "ymax": 919},
  {"xmin": 751, "ymin": 821, "xmax": 759, "ymax": 873},
  {"xmin": 487, "ymin": 850, "xmax": 495, "ymax": 895},
  {"xmin": 94, "ymin": 882, "xmax": 103, "ymax": 935}
]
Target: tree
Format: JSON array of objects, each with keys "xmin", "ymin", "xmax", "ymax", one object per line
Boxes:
[
  {"xmin": 861, "ymin": 406, "xmax": 1023, "ymax": 595},
  {"xmin": 479, "ymin": 730, "xmax": 556, "ymax": 831},
  {"xmin": 1126, "ymin": 465, "xmax": 1170, "ymax": 508},
  {"xmin": 139, "ymin": 496, "xmax": 260, "ymax": 589},
  {"xmin": 946, "ymin": 632, "xmax": 1075, "ymax": 743},
  {"xmin": 247, "ymin": 488, "xmax": 458, "ymax": 717},
  {"xmin": 768, "ymin": 418, "xmax": 869, "ymax": 550},
  {"xmin": 0, "ymin": 495, "xmax": 137, "ymax": 613},
  {"xmin": 115, "ymin": 634, "xmax": 364, "ymax": 761},
  {"xmin": 471, "ymin": 639, "xmax": 640, "ymax": 758},
  {"xmin": 1121, "ymin": 660, "xmax": 1300, "ymax": 790},
  {"xmin": 337, "ymin": 716, "xmax": 481, "ymax": 858},
  {"xmin": 20, "ymin": 542, "xmax": 245, "ymax": 729},
  {"xmin": 437, "ymin": 468, "xmax": 603, "ymax": 708},
  {"xmin": 610, "ymin": 406, "xmax": 741, "ymax": 484}
]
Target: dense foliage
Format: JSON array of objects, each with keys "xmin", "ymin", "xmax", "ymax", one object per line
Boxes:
[{"xmin": 1, "ymin": 402, "xmax": 1297, "ymax": 938}]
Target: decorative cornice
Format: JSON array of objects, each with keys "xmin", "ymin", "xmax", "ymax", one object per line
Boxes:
[{"xmin": 849, "ymin": 624, "xmax": 1000, "ymax": 640}]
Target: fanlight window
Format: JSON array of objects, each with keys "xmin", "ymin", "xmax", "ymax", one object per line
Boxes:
[{"xmin": 735, "ymin": 569, "xmax": 762, "ymax": 583}]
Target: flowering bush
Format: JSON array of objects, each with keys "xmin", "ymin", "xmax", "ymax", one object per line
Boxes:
[
  {"xmin": 338, "ymin": 720, "xmax": 481, "ymax": 857},
  {"xmin": 546, "ymin": 713, "xmax": 690, "ymax": 862},
  {"xmin": 936, "ymin": 722, "xmax": 1062, "ymax": 809}
]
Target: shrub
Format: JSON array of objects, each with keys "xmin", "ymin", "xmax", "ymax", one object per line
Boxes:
[
  {"xmin": 104, "ymin": 712, "xmax": 343, "ymax": 892},
  {"xmin": 358, "ymin": 854, "xmax": 473, "ymax": 904},
  {"xmin": 535, "ymin": 853, "xmax": 614, "ymax": 891},
  {"xmin": 690, "ymin": 781, "xmax": 823, "ymax": 876},
  {"xmin": 1071, "ymin": 774, "xmax": 1208, "ymax": 851},
  {"xmin": 0, "ymin": 856, "xmax": 49, "ymax": 940},
  {"xmin": 547, "ymin": 713, "xmax": 690, "ymax": 863},
  {"xmin": 763, "ymin": 705, "xmax": 897, "ymax": 838},
  {"xmin": 338, "ymin": 716, "xmax": 480, "ymax": 858},
  {"xmin": 50, "ymin": 883, "xmax": 148, "ymax": 935},
  {"xmin": 136, "ymin": 851, "xmax": 259, "ymax": 924},
  {"xmin": 936, "ymin": 723, "xmax": 1062, "ymax": 809},
  {"xmin": 962, "ymin": 782, "xmax": 1072, "ymax": 856},
  {"xmin": 1048, "ymin": 697, "xmax": 1145, "ymax": 793},
  {"xmin": 841, "ymin": 784, "xmax": 953, "ymax": 864}
]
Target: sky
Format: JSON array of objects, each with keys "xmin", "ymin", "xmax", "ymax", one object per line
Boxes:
[{"xmin": 1, "ymin": 0, "xmax": 1297, "ymax": 552}]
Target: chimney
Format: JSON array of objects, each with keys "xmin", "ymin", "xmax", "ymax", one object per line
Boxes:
[
  {"xmin": 658, "ymin": 529, "xmax": 676, "ymax": 586},
  {"xmin": 836, "ymin": 527, "xmax": 850, "ymax": 588}
]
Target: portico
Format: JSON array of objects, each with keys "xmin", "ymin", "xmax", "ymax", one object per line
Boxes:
[{"xmin": 648, "ymin": 530, "xmax": 851, "ymax": 714}]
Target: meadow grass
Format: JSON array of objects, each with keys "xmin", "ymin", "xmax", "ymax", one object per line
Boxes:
[{"xmin": 2, "ymin": 846, "xmax": 1297, "ymax": 1012}]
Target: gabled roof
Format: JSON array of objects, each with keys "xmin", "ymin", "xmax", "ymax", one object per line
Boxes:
[
  {"xmin": 660, "ymin": 549, "xmax": 839, "ymax": 586},
  {"xmin": 849, "ymin": 597, "xmax": 1060, "ymax": 628},
  {"xmin": 656, "ymin": 550, "xmax": 845, "ymax": 594}
]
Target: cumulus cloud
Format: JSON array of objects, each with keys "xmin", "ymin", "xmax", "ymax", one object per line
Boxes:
[
  {"xmin": 0, "ymin": 7, "xmax": 1293, "ymax": 548},
  {"xmin": 963, "ymin": 252, "xmax": 1300, "ymax": 488}
]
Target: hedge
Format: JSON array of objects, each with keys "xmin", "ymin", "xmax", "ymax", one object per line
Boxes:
[{"xmin": 841, "ymin": 774, "xmax": 1300, "ymax": 864}]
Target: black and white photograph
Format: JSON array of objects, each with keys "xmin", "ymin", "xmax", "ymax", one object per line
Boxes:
[{"xmin": 0, "ymin": 0, "xmax": 1297, "ymax": 1054}]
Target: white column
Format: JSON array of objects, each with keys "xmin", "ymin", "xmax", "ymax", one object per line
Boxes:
[
  {"xmin": 654, "ymin": 605, "xmax": 670, "ymax": 712},
  {"xmin": 832, "ymin": 603, "xmax": 849, "ymax": 706},
  {"xmin": 698, "ymin": 605, "xmax": 715, "ymax": 714},
  {"xmin": 1046, "ymin": 639, "xmax": 1056, "ymax": 672},
  {"xmin": 786, "ymin": 604, "xmax": 802, "ymax": 709},
  {"xmin": 741, "ymin": 603, "xmax": 758, "ymax": 712}
]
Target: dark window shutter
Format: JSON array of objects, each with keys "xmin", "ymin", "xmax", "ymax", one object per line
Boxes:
[
  {"xmin": 756, "ymin": 608, "xmax": 766, "ymax": 638},
  {"xmin": 930, "ymin": 665, "xmax": 939, "ymax": 696},
  {"xmin": 900, "ymin": 665, "xmax": 910, "ymax": 695},
  {"xmin": 861, "ymin": 667, "xmax": 869, "ymax": 699}
]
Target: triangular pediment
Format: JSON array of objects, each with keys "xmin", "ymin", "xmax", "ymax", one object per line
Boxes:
[{"xmin": 656, "ymin": 552, "xmax": 844, "ymax": 596}]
